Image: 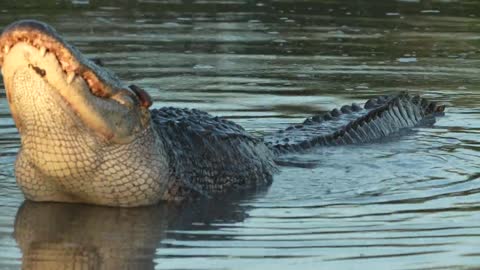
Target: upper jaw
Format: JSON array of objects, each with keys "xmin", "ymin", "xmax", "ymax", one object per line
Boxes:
[{"xmin": 0, "ymin": 19, "xmax": 130, "ymax": 100}]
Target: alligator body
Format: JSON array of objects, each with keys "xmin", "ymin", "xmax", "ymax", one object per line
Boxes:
[{"xmin": 0, "ymin": 20, "xmax": 445, "ymax": 207}]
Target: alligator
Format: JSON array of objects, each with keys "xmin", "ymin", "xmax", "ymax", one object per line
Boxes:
[{"xmin": 0, "ymin": 20, "xmax": 445, "ymax": 207}]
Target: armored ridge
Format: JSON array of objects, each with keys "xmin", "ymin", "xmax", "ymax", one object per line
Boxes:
[
  {"xmin": 265, "ymin": 92, "xmax": 444, "ymax": 154},
  {"xmin": 0, "ymin": 20, "xmax": 444, "ymax": 207}
]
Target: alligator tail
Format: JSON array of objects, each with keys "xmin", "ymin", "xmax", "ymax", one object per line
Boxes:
[{"xmin": 263, "ymin": 92, "xmax": 445, "ymax": 154}]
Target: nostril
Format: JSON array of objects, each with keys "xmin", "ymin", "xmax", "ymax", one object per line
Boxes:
[
  {"xmin": 129, "ymin": 84, "xmax": 152, "ymax": 108},
  {"xmin": 28, "ymin": 64, "xmax": 46, "ymax": 77}
]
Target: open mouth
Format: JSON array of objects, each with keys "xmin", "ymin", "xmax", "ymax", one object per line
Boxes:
[
  {"xmin": 0, "ymin": 20, "xmax": 112, "ymax": 98},
  {"xmin": 0, "ymin": 20, "xmax": 151, "ymax": 107}
]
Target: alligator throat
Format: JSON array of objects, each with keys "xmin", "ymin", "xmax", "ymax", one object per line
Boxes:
[{"xmin": 0, "ymin": 20, "xmax": 445, "ymax": 207}]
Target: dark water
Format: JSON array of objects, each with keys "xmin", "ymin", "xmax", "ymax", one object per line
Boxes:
[{"xmin": 0, "ymin": 0, "xmax": 480, "ymax": 269}]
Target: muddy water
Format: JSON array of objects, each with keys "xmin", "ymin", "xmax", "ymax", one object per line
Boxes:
[{"xmin": 0, "ymin": 0, "xmax": 479, "ymax": 269}]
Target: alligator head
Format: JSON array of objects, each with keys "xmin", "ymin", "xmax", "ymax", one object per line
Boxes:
[
  {"xmin": 0, "ymin": 20, "xmax": 170, "ymax": 206},
  {"xmin": 0, "ymin": 20, "xmax": 152, "ymax": 144}
]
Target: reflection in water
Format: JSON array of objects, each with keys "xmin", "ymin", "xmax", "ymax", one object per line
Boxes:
[
  {"xmin": 16, "ymin": 202, "xmax": 162, "ymax": 269},
  {"xmin": 14, "ymin": 196, "xmax": 254, "ymax": 270}
]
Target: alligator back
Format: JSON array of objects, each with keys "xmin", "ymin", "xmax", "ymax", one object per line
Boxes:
[
  {"xmin": 151, "ymin": 107, "xmax": 276, "ymax": 199},
  {"xmin": 264, "ymin": 92, "xmax": 445, "ymax": 154}
]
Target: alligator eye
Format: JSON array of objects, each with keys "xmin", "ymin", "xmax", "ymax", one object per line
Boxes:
[
  {"xmin": 129, "ymin": 84, "xmax": 152, "ymax": 108},
  {"xmin": 28, "ymin": 64, "xmax": 46, "ymax": 77}
]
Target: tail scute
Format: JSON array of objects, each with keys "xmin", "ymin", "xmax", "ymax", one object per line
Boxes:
[{"xmin": 263, "ymin": 92, "xmax": 445, "ymax": 154}]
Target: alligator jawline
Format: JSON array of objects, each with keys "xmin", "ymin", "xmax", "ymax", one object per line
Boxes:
[{"xmin": 0, "ymin": 29, "xmax": 112, "ymax": 99}]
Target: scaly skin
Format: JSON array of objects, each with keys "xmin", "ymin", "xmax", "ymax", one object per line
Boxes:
[
  {"xmin": 0, "ymin": 20, "xmax": 274, "ymax": 206},
  {"xmin": 0, "ymin": 20, "xmax": 444, "ymax": 207}
]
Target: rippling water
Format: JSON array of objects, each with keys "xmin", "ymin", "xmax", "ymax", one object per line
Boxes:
[{"xmin": 0, "ymin": 0, "xmax": 480, "ymax": 269}]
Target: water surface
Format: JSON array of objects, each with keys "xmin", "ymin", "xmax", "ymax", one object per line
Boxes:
[{"xmin": 0, "ymin": 0, "xmax": 480, "ymax": 269}]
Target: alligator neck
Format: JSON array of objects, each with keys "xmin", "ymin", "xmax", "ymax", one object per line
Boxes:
[{"xmin": 16, "ymin": 122, "xmax": 173, "ymax": 207}]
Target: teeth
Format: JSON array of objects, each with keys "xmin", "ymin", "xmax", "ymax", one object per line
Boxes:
[
  {"xmin": 3, "ymin": 46, "xmax": 9, "ymax": 54},
  {"xmin": 66, "ymin": 72, "xmax": 76, "ymax": 84},
  {"xmin": 40, "ymin": 47, "xmax": 47, "ymax": 57},
  {"xmin": 112, "ymin": 94, "xmax": 134, "ymax": 108}
]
